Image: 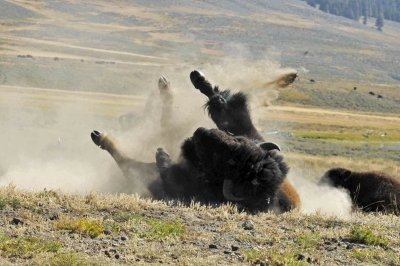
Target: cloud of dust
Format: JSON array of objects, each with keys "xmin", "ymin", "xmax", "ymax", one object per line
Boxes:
[
  {"xmin": 0, "ymin": 68, "xmax": 214, "ymax": 196},
  {"xmin": 0, "ymin": 42, "xmax": 297, "ymax": 194},
  {"xmin": 289, "ymin": 173, "xmax": 353, "ymax": 218},
  {"xmin": 2, "ymin": 36, "xmax": 325, "ymax": 217},
  {"xmin": 0, "ymin": 93, "xmax": 128, "ymax": 194}
]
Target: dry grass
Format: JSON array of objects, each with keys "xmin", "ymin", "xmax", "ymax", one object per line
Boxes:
[{"xmin": 0, "ymin": 186, "xmax": 398, "ymax": 265}]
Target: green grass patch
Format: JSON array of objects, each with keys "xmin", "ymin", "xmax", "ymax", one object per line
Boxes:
[
  {"xmin": 350, "ymin": 248, "xmax": 400, "ymax": 265},
  {"xmin": 112, "ymin": 211, "xmax": 144, "ymax": 223},
  {"xmin": 295, "ymin": 232, "xmax": 321, "ymax": 250},
  {"xmin": 349, "ymin": 226, "xmax": 389, "ymax": 247},
  {"xmin": 243, "ymin": 248, "xmax": 263, "ymax": 262},
  {"xmin": 243, "ymin": 248, "xmax": 309, "ymax": 265},
  {"xmin": 126, "ymin": 214, "xmax": 184, "ymax": 240},
  {"xmin": 55, "ymin": 217, "xmax": 105, "ymax": 238},
  {"xmin": 47, "ymin": 252, "xmax": 95, "ymax": 266},
  {"xmin": 0, "ymin": 234, "xmax": 61, "ymax": 257},
  {"xmin": 0, "ymin": 196, "xmax": 21, "ymax": 209},
  {"xmin": 294, "ymin": 130, "xmax": 400, "ymax": 142},
  {"xmin": 144, "ymin": 218, "xmax": 184, "ymax": 239}
]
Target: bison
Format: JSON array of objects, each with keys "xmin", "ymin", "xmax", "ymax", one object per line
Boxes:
[
  {"xmin": 189, "ymin": 70, "xmax": 300, "ymax": 212},
  {"xmin": 91, "ymin": 71, "xmax": 299, "ymax": 213},
  {"xmin": 320, "ymin": 168, "xmax": 400, "ymax": 214},
  {"xmin": 92, "ymin": 126, "xmax": 288, "ymax": 212}
]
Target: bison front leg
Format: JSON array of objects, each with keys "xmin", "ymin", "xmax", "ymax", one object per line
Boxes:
[{"xmin": 91, "ymin": 130, "xmax": 157, "ymax": 178}]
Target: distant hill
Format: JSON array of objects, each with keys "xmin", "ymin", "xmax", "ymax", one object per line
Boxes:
[{"xmin": 1, "ymin": 0, "xmax": 399, "ymax": 96}]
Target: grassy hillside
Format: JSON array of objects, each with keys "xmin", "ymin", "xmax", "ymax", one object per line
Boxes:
[{"xmin": 1, "ymin": 0, "xmax": 400, "ymax": 93}]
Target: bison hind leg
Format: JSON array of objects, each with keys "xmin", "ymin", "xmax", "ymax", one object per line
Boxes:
[{"xmin": 156, "ymin": 148, "xmax": 171, "ymax": 172}]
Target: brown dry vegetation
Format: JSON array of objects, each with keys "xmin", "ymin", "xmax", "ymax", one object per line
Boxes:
[{"xmin": 0, "ymin": 186, "xmax": 399, "ymax": 265}]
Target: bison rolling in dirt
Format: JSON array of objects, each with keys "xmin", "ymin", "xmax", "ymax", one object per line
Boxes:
[
  {"xmin": 91, "ymin": 72, "xmax": 299, "ymax": 213},
  {"xmin": 189, "ymin": 70, "xmax": 300, "ymax": 212},
  {"xmin": 92, "ymin": 126, "xmax": 289, "ymax": 212},
  {"xmin": 320, "ymin": 168, "xmax": 400, "ymax": 214}
]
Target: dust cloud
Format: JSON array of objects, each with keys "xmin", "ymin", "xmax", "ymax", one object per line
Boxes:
[
  {"xmin": 289, "ymin": 174, "xmax": 353, "ymax": 218},
  {"xmin": 0, "ymin": 52, "xmax": 288, "ymax": 194},
  {"xmin": 0, "ymin": 45, "xmax": 353, "ymax": 217}
]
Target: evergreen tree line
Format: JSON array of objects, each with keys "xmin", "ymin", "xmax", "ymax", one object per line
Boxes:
[{"xmin": 303, "ymin": 0, "xmax": 400, "ymax": 30}]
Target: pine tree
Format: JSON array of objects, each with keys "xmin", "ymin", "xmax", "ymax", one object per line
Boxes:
[
  {"xmin": 375, "ymin": 2, "xmax": 384, "ymax": 31},
  {"xmin": 362, "ymin": 0, "xmax": 369, "ymax": 24},
  {"xmin": 375, "ymin": 12, "xmax": 384, "ymax": 31}
]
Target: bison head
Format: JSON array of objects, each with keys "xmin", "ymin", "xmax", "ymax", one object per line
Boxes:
[{"xmin": 182, "ymin": 127, "xmax": 288, "ymax": 208}]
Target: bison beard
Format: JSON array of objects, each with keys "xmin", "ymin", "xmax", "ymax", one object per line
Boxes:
[
  {"xmin": 189, "ymin": 70, "xmax": 300, "ymax": 211},
  {"xmin": 320, "ymin": 168, "xmax": 400, "ymax": 214}
]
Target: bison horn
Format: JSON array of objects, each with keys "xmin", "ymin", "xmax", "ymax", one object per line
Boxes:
[
  {"xmin": 223, "ymin": 179, "xmax": 244, "ymax": 201},
  {"xmin": 258, "ymin": 142, "xmax": 281, "ymax": 151}
]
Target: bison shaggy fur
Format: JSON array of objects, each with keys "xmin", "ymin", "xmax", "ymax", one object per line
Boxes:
[
  {"xmin": 189, "ymin": 70, "xmax": 300, "ymax": 211},
  {"xmin": 156, "ymin": 127, "xmax": 289, "ymax": 213},
  {"xmin": 320, "ymin": 168, "xmax": 400, "ymax": 214}
]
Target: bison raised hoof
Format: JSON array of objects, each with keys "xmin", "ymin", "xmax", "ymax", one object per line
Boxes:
[
  {"xmin": 190, "ymin": 70, "xmax": 214, "ymax": 98},
  {"xmin": 158, "ymin": 75, "xmax": 170, "ymax": 92},
  {"xmin": 189, "ymin": 70, "xmax": 204, "ymax": 85},
  {"xmin": 91, "ymin": 130, "xmax": 103, "ymax": 147}
]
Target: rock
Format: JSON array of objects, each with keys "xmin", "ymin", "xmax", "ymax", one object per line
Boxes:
[
  {"xmin": 223, "ymin": 250, "xmax": 231, "ymax": 254},
  {"xmin": 346, "ymin": 244, "xmax": 353, "ymax": 250},
  {"xmin": 120, "ymin": 235, "xmax": 128, "ymax": 241},
  {"xmin": 11, "ymin": 217, "xmax": 24, "ymax": 225},
  {"xmin": 48, "ymin": 212, "xmax": 59, "ymax": 221},
  {"xmin": 115, "ymin": 254, "xmax": 120, "ymax": 259},
  {"xmin": 209, "ymin": 244, "xmax": 218, "ymax": 249},
  {"xmin": 103, "ymin": 227, "xmax": 112, "ymax": 235},
  {"xmin": 231, "ymin": 245, "xmax": 239, "ymax": 251},
  {"xmin": 242, "ymin": 220, "xmax": 255, "ymax": 230}
]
